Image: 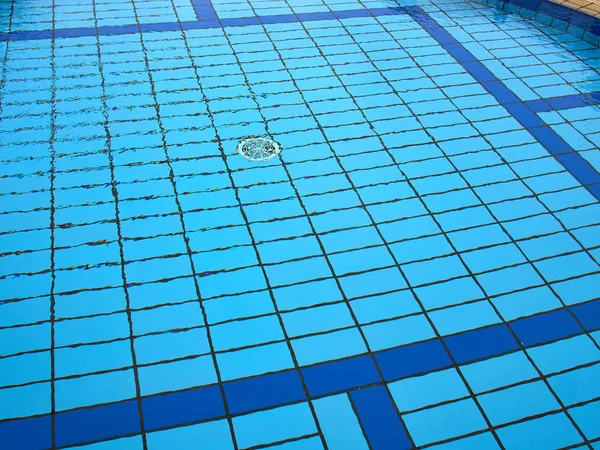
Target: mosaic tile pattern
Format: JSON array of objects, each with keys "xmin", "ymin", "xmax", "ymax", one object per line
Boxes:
[{"xmin": 1, "ymin": 0, "xmax": 600, "ymax": 448}]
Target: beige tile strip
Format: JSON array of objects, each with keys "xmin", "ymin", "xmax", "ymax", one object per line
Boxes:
[{"xmin": 549, "ymin": 0, "xmax": 600, "ymax": 14}]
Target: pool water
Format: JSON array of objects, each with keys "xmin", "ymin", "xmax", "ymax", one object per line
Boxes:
[{"xmin": 1, "ymin": 0, "xmax": 600, "ymax": 448}]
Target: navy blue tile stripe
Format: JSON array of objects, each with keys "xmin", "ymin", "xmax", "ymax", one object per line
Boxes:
[
  {"xmin": 350, "ymin": 385, "xmax": 413, "ymax": 450},
  {"xmin": 0, "ymin": 7, "xmax": 407, "ymax": 42},
  {"xmin": 404, "ymin": 6, "xmax": 600, "ymax": 201},
  {"xmin": 1, "ymin": 299, "xmax": 598, "ymax": 449},
  {"xmin": 191, "ymin": 0, "xmax": 219, "ymax": 21},
  {"xmin": 526, "ymin": 91, "xmax": 600, "ymax": 112}
]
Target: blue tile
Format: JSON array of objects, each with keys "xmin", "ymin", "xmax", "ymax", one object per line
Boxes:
[
  {"xmin": 302, "ymin": 354, "xmax": 381, "ymax": 397},
  {"xmin": 478, "ymin": 380, "xmax": 560, "ymax": 425},
  {"xmin": 570, "ymin": 400, "xmax": 600, "ymax": 440},
  {"xmin": 403, "ymin": 398, "xmax": 487, "ymax": 446},
  {"xmin": 547, "ymin": 94, "xmax": 595, "ymax": 110},
  {"xmin": 143, "ymin": 384, "xmax": 225, "ymax": 431},
  {"xmin": 498, "ymin": 412, "xmax": 583, "ymax": 449},
  {"xmin": 0, "ymin": 416, "xmax": 51, "ymax": 450},
  {"xmin": 376, "ymin": 339, "xmax": 452, "ymax": 381},
  {"xmin": 350, "ymin": 385, "xmax": 412, "ymax": 450},
  {"xmin": 314, "ymin": 394, "xmax": 369, "ymax": 450},
  {"xmin": 482, "ymin": 81, "xmax": 521, "ymax": 104},
  {"xmin": 511, "ymin": 309, "xmax": 583, "ymax": 346},
  {"xmin": 462, "ymin": 61, "xmax": 497, "ymax": 82},
  {"xmin": 224, "ymin": 370, "xmax": 305, "ymax": 415},
  {"xmin": 504, "ymin": 102, "xmax": 546, "ymax": 128},
  {"xmin": 55, "ymin": 400, "xmax": 141, "ymax": 448},
  {"xmin": 389, "ymin": 368, "xmax": 469, "ymax": 411},
  {"xmin": 147, "ymin": 419, "xmax": 233, "ymax": 450},
  {"xmin": 233, "ymin": 402, "xmax": 317, "ymax": 449},
  {"xmin": 260, "ymin": 14, "xmax": 298, "ymax": 25},
  {"xmin": 444, "ymin": 324, "xmax": 520, "ymax": 364},
  {"xmin": 571, "ymin": 299, "xmax": 600, "ymax": 331}
]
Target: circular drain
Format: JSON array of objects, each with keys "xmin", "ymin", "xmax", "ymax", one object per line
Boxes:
[{"xmin": 237, "ymin": 137, "xmax": 281, "ymax": 162}]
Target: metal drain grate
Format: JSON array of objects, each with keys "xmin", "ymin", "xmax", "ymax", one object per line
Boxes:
[{"xmin": 237, "ymin": 137, "xmax": 281, "ymax": 162}]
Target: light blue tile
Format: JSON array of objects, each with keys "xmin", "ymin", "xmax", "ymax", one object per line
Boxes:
[
  {"xmin": 292, "ymin": 328, "xmax": 367, "ymax": 365},
  {"xmin": 233, "ymin": 402, "xmax": 317, "ymax": 449},
  {"xmin": 403, "ymin": 398, "xmax": 487, "ymax": 446},
  {"xmin": 390, "ymin": 368, "xmax": 469, "ymax": 412},
  {"xmin": 478, "ymin": 381, "xmax": 560, "ymax": 425},
  {"xmin": 498, "ymin": 413, "xmax": 583, "ymax": 450},
  {"xmin": 314, "ymin": 394, "xmax": 369, "ymax": 450},
  {"xmin": 148, "ymin": 419, "xmax": 233, "ymax": 450}
]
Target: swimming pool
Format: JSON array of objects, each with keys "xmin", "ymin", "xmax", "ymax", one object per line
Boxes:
[{"xmin": 1, "ymin": 0, "xmax": 600, "ymax": 448}]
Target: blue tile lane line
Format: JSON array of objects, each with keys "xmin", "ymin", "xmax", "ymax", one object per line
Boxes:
[
  {"xmin": 0, "ymin": 7, "xmax": 408, "ymax": 42},
  {"xmin": 526, "ymin": 91, "xmax": 600, "ymax": 112},
  {"xmin": 350, "ymin": 385, "xmax": 413, "ymax": 450},
  {"xmin": 1, "ymin": 299, "xmax": 598, "ymax": 449},
  {"xmin": 404, "ymin": 6, "xmax": 600, "ymax": 202}
]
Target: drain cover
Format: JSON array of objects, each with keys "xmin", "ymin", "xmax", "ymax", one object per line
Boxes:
[{"xmin": 237, "ymin": 137, "xmax": 281, "ymax": 162}]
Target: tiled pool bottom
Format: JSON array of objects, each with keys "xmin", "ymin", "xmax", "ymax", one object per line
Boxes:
[{"xmin": 2, "ymin": 0, "xmax": 600, "ymax": 448}]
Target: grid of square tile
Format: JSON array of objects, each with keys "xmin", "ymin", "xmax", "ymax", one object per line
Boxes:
[
  {"xmin": 0, "ymin": 0, "xmax": 197, "ymax": 32},
  {"xmin": 1, "ymin": 0, "xmax": 600, "ymax": 448}
]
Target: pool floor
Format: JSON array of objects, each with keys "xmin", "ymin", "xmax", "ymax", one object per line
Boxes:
[{"xmin": 1, "ymin": 0, "xmax": 600, "ymax": 448}]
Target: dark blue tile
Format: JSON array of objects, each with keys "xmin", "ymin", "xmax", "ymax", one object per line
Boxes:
[
  {"xmin": 0, "ymin": 416, "xmax": 51, "ymax": 450},
  {"xmin": 462, "ymin": 61, "xmax": 498, "ymax": 82},
  {"xmin": 547, "ymin": 93, "xmax": 595, "ymax": 110},
  {"xmin": 588, "ymin": 182, "xmax": 600, "ymax": 199},
  {"xmin": 297, "ymin": 11, "xmax": 335, "ymax": 21},
  {"xmin": 444, "ymin": 43, "xmax": 477, "ymax": 63},
  {"xmin": 556, "ymin": 151, "xmax": 600, "ymax": 187},
  {"xmin": 224, "ymin": 370, "xmax": 305, "ymax": 415},
  {"xmin": 430, "ymin": 27, "xmax": 458, "ymax": 45},
  {"xmin": 260, "ymin": 14, "xmax": 298, "ymax": 24},
  {"xmin": 505, "ymin": 0, "xmax": 523, "ymax": 7},
  {"xmin": 553, "ymin": 3, "xmax": 573, "ymax": 23},
  {"xmin": 537, "ymin": 0, "xmax": 556, "ymax": 16},
  {"xmin": 482, "ymin": 80, "xmax": 520, "ymax": 104},
  {"xmin": 375, "ymin": 339, "xmax": 452, "ymax": 381},
  {"xmin": 588, "ymin": 91, "xmax": 600, "ymax": 104},
  {"xmin": 526, "ymin": 99, "xmax": 553, "ymax": 112},
  {"xmin": 179, "ymin": 20, "xmax": 215, "ymax": 30},
  {"xmin": 335, "ymin": 9, "xmax": 371, "ymax": 19},
  {"xmin": 100, "ymin": 24, "xmax": 139, "ymax": 36},
  {"xmin": 403, "ymin": 5, "xmax": 422, "ymax": 14},
  {"xmin": 55, "ymin": 400, "xmax": 141, "ymax": 448},
  {"xmin": 504, "ymin": 102, "xmax": 546, "ymax": 128},
  {"xmin": 143, "ymin": 384, "xmax": 225, "ymax": 430},
  {"xmin": 351, "ymin": 385, "xmax": 412, "ymax": 450},
  {"xmin": 444, "ymin": 324, "xmax": 519, "ymax": 364},
  {"xmin": 511, "ymin": 309, "xmax": 582, "ymax": 346},
  {"xmin": 571, "ymin": 300, "xmax": 600, "ymax": 331},
  {"xmin": 520, "ymin": 0, "xmax": 539, "ymax": 12},
  {"xmin": 220, "ymin": 16, "xmax": 261, "ymax": 27},
  {"xmin": 529, "ymin": 126, "xmax": 574, "ymax": 155},
  {"xmin": 194, "ymin": 7, "xmax": 218, "ymax": 20},
  {"xmin": 140, "ymin": 22, "xmax": 182, "ymax": 33},
  {"xmin": 9, "ymin": 30, "xmax": 53, "ymax": 40},
  {"xmin": 302, "ymin": 354, "xmax": 381, "ymax": 396},
  {"xmin": 55, "ymin": 27, "xmax": 97, "ymax": 38},
  {"xmin": 589, "ymin": 16, "xmax": 600, "ymax": 36},
  {"xmin": 570, "ymin": 10, "xmax": 590, "ymax": 29}
]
